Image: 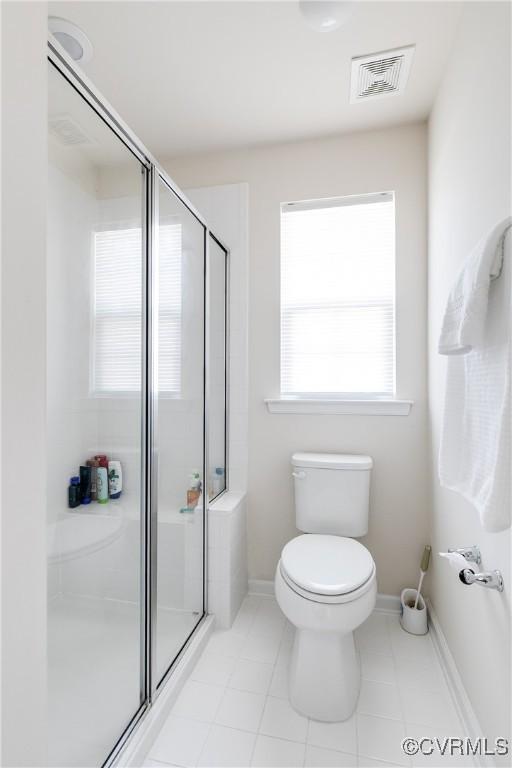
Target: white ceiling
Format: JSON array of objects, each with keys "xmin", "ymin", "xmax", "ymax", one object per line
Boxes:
[{"xmin": 48, "ymin": 1, "xmax": 463, "ymax": 159}]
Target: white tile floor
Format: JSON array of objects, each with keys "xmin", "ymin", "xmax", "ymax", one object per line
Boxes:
[{"xmin": 145, "ymin": 596, "xmax": 468, "ymax": 768}]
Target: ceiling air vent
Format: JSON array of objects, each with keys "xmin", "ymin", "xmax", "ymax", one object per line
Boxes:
[
  {"xmin": 350, "ymin": 45, "xmax": 415, "ymax": 103},
  {"xmin": 49, "ymin": 114, "xmax": 93, "ymax": 146}
]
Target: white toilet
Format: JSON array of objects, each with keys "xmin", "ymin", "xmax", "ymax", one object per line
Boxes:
[{"xmin": 275, "ymin": 452, "xmax": 376, "ymax": 722}]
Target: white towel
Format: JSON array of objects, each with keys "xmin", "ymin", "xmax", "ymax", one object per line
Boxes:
[
  {"xmin": 438, "ymin": 217, "xmax": 511, "ymax": 355},
  {"xmin": 439, "ymin": 222, "xmax": 511, "ymax": 533}
]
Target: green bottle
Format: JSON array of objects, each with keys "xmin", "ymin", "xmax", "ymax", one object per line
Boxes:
[{"xmin": 97, "ymin": 466, "xmax": 108, "ymax": 504}]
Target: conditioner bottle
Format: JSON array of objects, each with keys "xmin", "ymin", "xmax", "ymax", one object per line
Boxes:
[{"xmin": 97, "ymin": 466, "xmax": 108, "ymax": 504}]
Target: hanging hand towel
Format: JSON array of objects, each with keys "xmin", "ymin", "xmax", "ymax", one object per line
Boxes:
[
  {"xmin": 438, "ymin": 216, "xmax": 511, "ymax": 354},
  {"xmin": 438, "ymin": 221, "xmax": 511, "ymax": 532}
]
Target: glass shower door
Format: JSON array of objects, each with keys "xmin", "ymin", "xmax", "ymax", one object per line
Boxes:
[
  {"xmin": 47, "ymin": 61, "xmax": 146, "ymax": 767},
  {"xmin": 154, "ymin": 177, "xmax": 206, "ymax": 686}
]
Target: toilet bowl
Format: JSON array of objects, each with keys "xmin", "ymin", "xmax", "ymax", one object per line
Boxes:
[{"xmin": 275, "ymin": 533, "xmax": 376, "ymax": 721}]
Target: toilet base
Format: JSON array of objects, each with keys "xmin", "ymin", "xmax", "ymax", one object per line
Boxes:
[{"xmin": 289, "ymin": 628, "xmax": 360, "ymax": 721}]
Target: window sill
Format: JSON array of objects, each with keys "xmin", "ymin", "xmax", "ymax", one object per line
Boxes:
[{"xmin": 264, "ymin": 398, "xmax": 413, "ymax": 416}]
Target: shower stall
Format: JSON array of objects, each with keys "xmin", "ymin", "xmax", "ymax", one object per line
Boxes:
[{"xmin": 47, "ymin": 41, "xmax": 228, "ymax": 767}]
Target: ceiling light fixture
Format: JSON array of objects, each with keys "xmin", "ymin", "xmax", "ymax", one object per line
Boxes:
[
  {"xmin": 299, "ymin": 1, "xmax": 353, "ymax": 32},
  {"xmin": 48, "ymin": 17, "xmax": 93, "ymax": 63}
]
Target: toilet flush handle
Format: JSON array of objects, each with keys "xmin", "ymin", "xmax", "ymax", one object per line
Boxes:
[{"xmin": 292, "ymin": 470, "xmax": 306, "ymax": 479}]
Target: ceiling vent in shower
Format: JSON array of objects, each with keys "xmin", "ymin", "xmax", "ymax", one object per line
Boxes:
[
  {"xmin": 49, "ymin": 114, "xmax": 94, "ymax": 147},
  {"xmin": 350, "ymin": 45, "xmax": 415, "ymax": 103}
]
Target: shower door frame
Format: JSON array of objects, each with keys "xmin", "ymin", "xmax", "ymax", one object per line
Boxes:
[{"xmin": 47, "ymin": 38, "xmax": 230, "ymax": 768}]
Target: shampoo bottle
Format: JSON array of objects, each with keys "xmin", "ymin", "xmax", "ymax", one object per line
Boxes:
[
  {"xmin": 97, "ymin": 466, "xmax": 108, "ymax": 504},
  {"xmin": 108, "ymin": 460, "xmax": 122, "ymax": 499},
  {"xmin": 79, "ymin": 465, "xmax": 91, "ymax": 505},
  {"xmin": 87, "ymin": 459, "xmax": 99, "ymax": 501},
  {"xmin": 68, "ymin": 476, "xmax": 80, "ymax": 509},
  {"xmin": 187, "ymin": 470, "xmax": 201, "ymax": 508}
]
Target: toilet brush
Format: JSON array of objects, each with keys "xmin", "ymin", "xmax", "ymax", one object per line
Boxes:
[{"xmin": 414, "ymin": 545, "xmax": 431, "ymax": 609}]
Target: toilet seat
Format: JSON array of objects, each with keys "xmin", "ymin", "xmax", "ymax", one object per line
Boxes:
[{"xmin": 280, "ymin": 534, "xmax": 376, "ymax": 604}]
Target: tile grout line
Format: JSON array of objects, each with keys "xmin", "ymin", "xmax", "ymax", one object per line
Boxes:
[
  {"xmin": 354, "ymin": 642, "xmax": 360, "ymax": 765},
  {"xmin": 386, "ymin": 614, "xmax": 412, "ymax": 766},
  {"xmin": 193, "ymin": 720, "xmax": 214, "ymax": 767},
  {"xmin": 248, "ymin": 599, "xmax": 290, "ymax": 766},
  {"xmin": 303, "ymin": 716, "xmax": 312, "ymax": 768},
  {"xmin": 386, "ymin": 613, "xmax": 406, "ymax": 724},
  {"xmin": 356, "ymin": 614, "xmax": 409, "ymax": 767},
  {"xmin": 195, "ymin": 597, "xmax": 263, "ymax": 766},
  {"xmin": 386, "ymin": 614, "xmax": 412, "ymax": 768}
]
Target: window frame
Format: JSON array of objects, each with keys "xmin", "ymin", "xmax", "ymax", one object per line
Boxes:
[{"xmin": 279, "ymin": 190, "xmax": 397, "ymax": 401}]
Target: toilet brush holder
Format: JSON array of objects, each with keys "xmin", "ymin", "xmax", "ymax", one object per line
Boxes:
[{"xmin": 399, "ymin": 588, "xmax": 428, "ymax": 635}]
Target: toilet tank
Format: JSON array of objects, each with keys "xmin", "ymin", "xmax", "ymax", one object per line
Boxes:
[{"xmin": 292, "ymin": 452, "xmax": 373, "ymax": 536}]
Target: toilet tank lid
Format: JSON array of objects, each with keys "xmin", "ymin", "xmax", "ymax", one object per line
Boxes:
[{"xmin": 291, "ymin": 452, "xmax": 373, "ymax": 470}]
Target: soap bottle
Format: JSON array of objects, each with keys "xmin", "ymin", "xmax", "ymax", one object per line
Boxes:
[
  {"xmin": 79, "ymin": 465, "xmax": 92, "ymax": 505},
  {"xmin": 95, "ymin": 454, "xmax": 108, "ymax": 469},
  {"xmin": 212, "ymin": 467, "xmax": 225, "ymax": 497},
  {"xmin": 68, "ymin": 476, "xmax": 80, "ymax": 508},
  {"xmin": 108, "ymin": 460, "xmax": 122, "ymax": 499},
  {"xmin": 187, "ymin": 470, "xmax": 201, "ymax": 508},
  {"xmin": 97, "ymin": 465, "xmax": 108, "ymax": 504},
  {"xmin": 87, "ymin": 459, "xmax": 99, "ymax": 501}
]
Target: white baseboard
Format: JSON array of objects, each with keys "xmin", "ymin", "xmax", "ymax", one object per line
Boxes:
[
  {"xmin": 248, "ymin": 578, "xmax": 275, "ymax": 596},
  {"xmin": 427, "ymin": 599, "xmax": 487, "ymax": 768},
  {"xmin": 375, "ymin": 593, "xmax": 401, "ymax": 613},
  {"xmin": 249, "ymin": 579, "xmax": 400, "ymax": 614},
  {"xmin": 115, "ymin": 615, "xmax": 215, "ymax": 767}
]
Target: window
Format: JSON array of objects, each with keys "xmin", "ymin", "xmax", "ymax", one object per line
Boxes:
[
  {"xmin": 280, "ymin": 192, "xmax": 395, "ymax": 398},
  {"xmin": 93, "ymin": 223, "xmax": 181, "ymax": 394}
]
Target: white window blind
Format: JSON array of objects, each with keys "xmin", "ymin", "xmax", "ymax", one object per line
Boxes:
[
  {"xmin": 280, "ymin": 193, "xmax": 395, "ymax": 397},
  {"xmin": 93, "ymin": 223, "xmax": 181, "ymax": 394},
  {"xmin": 156, "ymin": 223, "xmax": 182, "ymax": 394}
]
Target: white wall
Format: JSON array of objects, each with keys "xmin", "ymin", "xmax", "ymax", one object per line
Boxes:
[
  {"xmin": 0, "ymin": 3, "xmax": 48, "ymax": 764},
  {"xmin": 428, "ymin": 1, "xmax": 511, "ymax": 751},
  {"xmin": 165, "ymin": 123, "xmax": 429, "ymax": 595}
]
